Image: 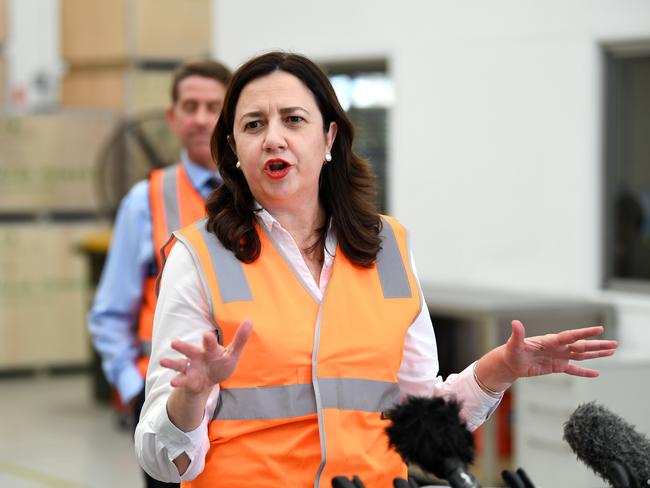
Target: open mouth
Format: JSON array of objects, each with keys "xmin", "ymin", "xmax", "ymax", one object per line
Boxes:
[{"xmin": 264, "ymin": 159, "xmax": 292, "ymax": 178}]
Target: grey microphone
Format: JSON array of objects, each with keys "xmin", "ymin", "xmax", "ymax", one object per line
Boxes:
[{"xmin": 563, "ymin": 402, "xmax": 650, "ymax": 488}]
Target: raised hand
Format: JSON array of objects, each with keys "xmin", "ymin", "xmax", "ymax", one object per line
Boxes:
[
  {"xmin": 160, "ymin": 319, "xmax": 254, "ymax": 395},
  {"xmin": 502, "ymin": 319, "xmax": 618, "ymax": 379}
]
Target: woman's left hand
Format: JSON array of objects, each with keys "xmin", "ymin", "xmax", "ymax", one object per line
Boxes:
[
  {"xmin": 476, "ymin": 320, "xmax": 618, "ymax": 393},
  {"xmin": 503, "ymin": 319, "xmax": 618, "ymax": 379}
]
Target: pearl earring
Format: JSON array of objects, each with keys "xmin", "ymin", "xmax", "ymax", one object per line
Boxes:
[
  {"xmin": 236, "ymin": 161, "xmax": 241, "ymax": 169},
  {"xmin": 325, "ymin": 152, "xmax": 332, "ymax": 163}
]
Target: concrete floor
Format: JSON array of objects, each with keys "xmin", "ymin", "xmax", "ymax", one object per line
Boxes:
[{"xmin": 0, "ymin": 373, "xmax": 142, "ymax": 488}]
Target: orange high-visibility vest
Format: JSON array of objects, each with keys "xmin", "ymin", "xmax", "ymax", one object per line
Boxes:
[
  {"xmin": 170, "ymin": 215, "xmax": 421, "ymax": 488},
  {"xmin": 136, "ymin": 163, "xmax": 207, "ymax": 377}
]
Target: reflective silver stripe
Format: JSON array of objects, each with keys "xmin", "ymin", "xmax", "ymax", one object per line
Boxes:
[
  {"xmin": 173, "ymin": 225, "xmax": 223, "ymax": 344},
  {"xmin": 376, "ymin": 218, "xmax": 412, "ymax": 298},
  {"xmin": 140, "ymin": 340, "xmax": 152, "ymax": 356},
  {"xmin": 195, "ymin": 220, "xmax": 253, "ymax": 303},
  {"xmin": 212, "ymin": 378, "xmax": 398, "ymax": 421},
  {"xmin": 319, "ymin": 377, "xmax": 399, "ymax": 412},
  {"xmin": 161, "ymin": 165, "xmax": 181, "ymax": 232},
  {"xmin": 215, "ymin": 383, "xmax": 317, "ymax": 420}
]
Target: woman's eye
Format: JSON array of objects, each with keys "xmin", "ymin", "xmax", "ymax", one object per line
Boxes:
[
  {"xmin": 286, "ymin": 115, "xmax": 304, "ymax": 124},
  {"xmin": 244, "ymin": 121, "xmax": 262, "ymax": 130}
]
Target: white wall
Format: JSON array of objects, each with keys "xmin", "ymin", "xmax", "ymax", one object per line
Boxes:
[
  {"xmin": 213, "ymin": 0, "xmax": 650, "ymax": 353},
  {"xmin": 5, "ymin": 0, "xmax": 61, "ymax": 111}
]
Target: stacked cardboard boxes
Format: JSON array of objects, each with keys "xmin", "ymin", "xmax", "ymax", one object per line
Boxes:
[
  {"xmin": 61, "ymin": 66, "xmax": 174, "ymax": 113},
  {"xmin": 0, "ymin": 0, "xmax": 6, "ymax": 109},
  {"xmin": 0, "ymin": 222, "xmax": 109, "ymax": 368},
  {"xmin": 0, "ymin": 57, "xmax": 4, "ymax": 111},
  {"xmin": 0, "ymin": 111, "xmax": 117, "ymax": 370},
  {"xmin": 0, "ymin": 0, "xmax": 5, "ymax": 42},
  {"xmin": 60, "ymin": 0, "xmax": 211, "ymax": 112},
  {"xmin": 0, "ymin": 112, "xmax": 117, "ymax": 213}
]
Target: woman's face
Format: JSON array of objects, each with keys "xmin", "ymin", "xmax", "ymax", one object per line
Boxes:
[{"xmin": 231, "ymin": 71, "xmax": 337, "ymax": 212}]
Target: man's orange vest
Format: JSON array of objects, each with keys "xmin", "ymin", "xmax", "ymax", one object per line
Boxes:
[
  {"xmin": 170, "ymin": 215, "xmax": 421, "ymax": 487},
  {"xmin": 136, "ymin": 163, "xmax": 207, "ymax": 377}
]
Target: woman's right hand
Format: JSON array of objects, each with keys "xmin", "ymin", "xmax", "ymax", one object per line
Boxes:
[{"xmin": 160, "ymin": 319, "xmax": 254, "ymax": 396}]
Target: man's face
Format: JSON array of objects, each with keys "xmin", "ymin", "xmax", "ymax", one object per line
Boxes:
[{"xmin": 166, "ymin": 75, "xmax": 227, "ymax": 169}]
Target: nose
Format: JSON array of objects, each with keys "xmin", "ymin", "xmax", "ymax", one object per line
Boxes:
[
  {"xmin": 193, "ymin": 105, "xmax": 214, "ymax": 127},
  {"xmin": 262, "ymin": 119, "xmax": 287, "ymax": 153}
]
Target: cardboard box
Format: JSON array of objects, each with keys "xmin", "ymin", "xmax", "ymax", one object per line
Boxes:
[
  {"xmin": 134, "ymin": 0, "xmax": 211, "ymax": 61},
  {"xmin": 0, "ymin": 112, "xmax": 118, "ymax": 213},
  {"xmin": 61, "ymin": 0, "xmax": 210, "ymax": 65},
  {"xmin": 0, "ymin": 56, "xmax": 5, "ymax": 110},
  {"xmin": 0, "ymin": 222, "xmax": 109, "ymax": 369},
  {"xmin": 61, "ymin": 65, "xmax": 173, "ymax": 113},
  {"xmin": 0, "ymin": 0, "xmax": 6, "ymax": 42}
]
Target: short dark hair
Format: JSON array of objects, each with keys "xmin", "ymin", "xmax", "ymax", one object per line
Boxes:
[
  {"xmin": 170, "ymin": 59, "xmax": 232, "ymax": 103},
  {"xmin": 207, "ymin": 51, "xmax": 382, "ymax": 267}
]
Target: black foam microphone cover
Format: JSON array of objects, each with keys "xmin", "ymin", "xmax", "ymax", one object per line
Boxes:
[
  {"xmin": 385, "ymin": 396, "xmax": 480, "ymax": 488},
  {"xmin": 563, "ymin": 402, "xmax": 650, "ymax": 488}
]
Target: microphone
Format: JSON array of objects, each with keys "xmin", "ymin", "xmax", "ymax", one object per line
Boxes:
[
  {"xmin": 515, "ymin": 468, "xmax": 535, "ymax": 488},
  {"xmin": 501, "ymin": 469, "xmax": 526, "ymax": 488},
  {"xmin": 393, "ymin": 477, "xmax": 419, "ymax": 488},
  {"xmin": 385, "ymin": 396, "xmax": 481, "ymax": 488},
  {"xmin": 563, "ymin": 402, "xmax": 650, "ymax": 488},
  {"xmin": 332, "ymin": 475, "xmax": 365, "ymax": 488},
  {"xmin": 501, "ymin": 467, "xmax": 536, "ymax": 488}
]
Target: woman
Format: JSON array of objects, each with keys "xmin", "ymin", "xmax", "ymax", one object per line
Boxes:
[{"xmin": 135, "ymin": 52, "xmax": 617, "ymax": 487}]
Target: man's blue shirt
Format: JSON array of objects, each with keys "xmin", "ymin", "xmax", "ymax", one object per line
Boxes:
[{"xmin": 87, "ymin": 151, "xmax": 219, "ymax": 403}]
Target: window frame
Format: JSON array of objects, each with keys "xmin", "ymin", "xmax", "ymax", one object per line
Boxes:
[{"xmin": 602, "ymin": 40, "xmax": 650, "ymax": 292}]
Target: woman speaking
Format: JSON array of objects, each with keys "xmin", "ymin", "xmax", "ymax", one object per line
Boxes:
[{"xmin": 135, "ymin": 51, "xmax": 617, "ymax": 487}]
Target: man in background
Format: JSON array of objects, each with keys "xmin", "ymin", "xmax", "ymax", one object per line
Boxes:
[{"xmin": 88, "ymin": 59, "xmax": 231, "ymax": 488}]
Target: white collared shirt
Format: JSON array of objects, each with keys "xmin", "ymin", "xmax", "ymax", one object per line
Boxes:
[{"xmin": 134, "ymin": 209, "xmax": 501, "ymax": 482}]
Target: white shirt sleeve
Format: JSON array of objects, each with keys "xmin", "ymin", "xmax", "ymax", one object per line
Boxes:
[
  {"xmin": 134, "ymin": 242, "xmax": 220, "ymax": 482},
  {"xmin": 397, "ymin": 251, "xmax": 501, "ymax": 431}
]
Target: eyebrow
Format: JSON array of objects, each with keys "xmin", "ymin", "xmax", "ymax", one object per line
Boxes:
[{"xmin": 239, "ymin": 106, "xmax": 310, "ymax": 122}]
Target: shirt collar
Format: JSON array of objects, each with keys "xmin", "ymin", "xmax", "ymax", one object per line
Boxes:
[
  {"xmin": 254, "ymin": 203, "xmax": 337, "ymax": 259},
  {"xmin": 254, "ymin": 203, "xmax": 276, "ymax": 233},
  {"xmin": 180, "ymin": 150, "xmax": 221, "ymax": 191}
]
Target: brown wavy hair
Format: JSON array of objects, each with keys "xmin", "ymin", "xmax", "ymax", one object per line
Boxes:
[{"xmin": 206, "ymin": 51, "xmax": 382, "ymax": 266}]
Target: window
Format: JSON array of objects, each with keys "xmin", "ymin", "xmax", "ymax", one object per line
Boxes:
[
  {"xmin": 324, "ymin": 60, "xmax": 393, "ymax": 213},
  {"xmin": 604, "ymin": 46, "xmax": 650, "ymax": 291}
]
